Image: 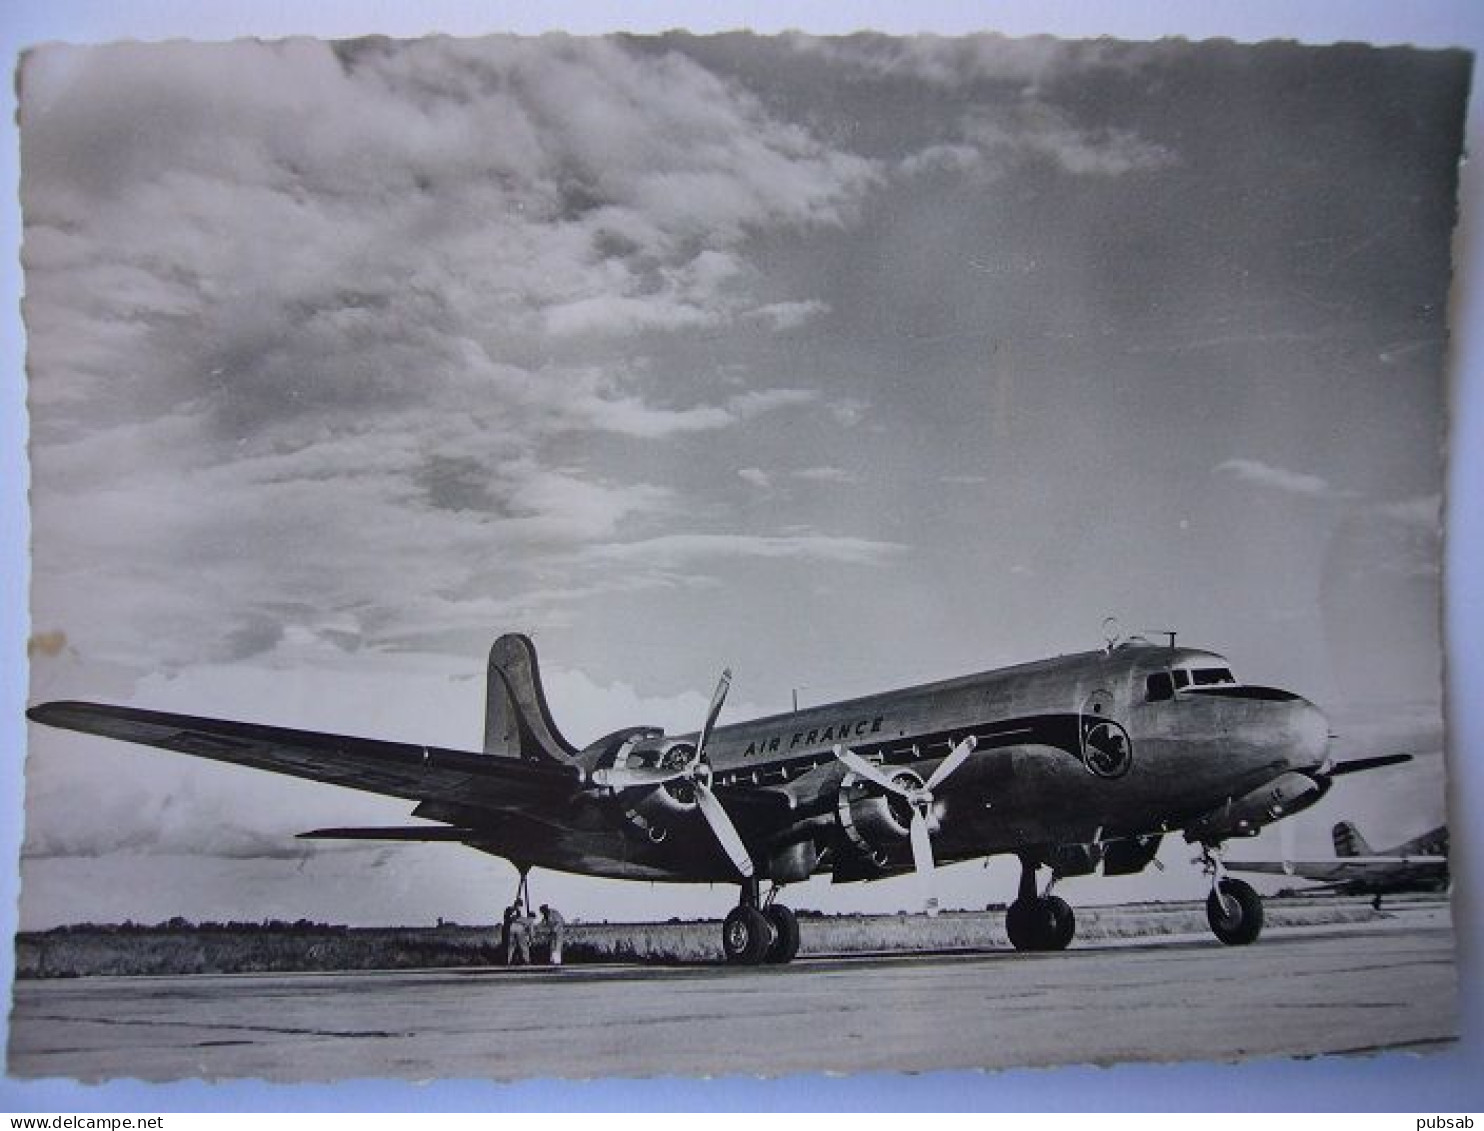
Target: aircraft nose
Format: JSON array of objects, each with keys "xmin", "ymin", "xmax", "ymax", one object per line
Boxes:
[{"xmin": 1288, "ymin": 696, "xmax": 1331, "ymax": 771}]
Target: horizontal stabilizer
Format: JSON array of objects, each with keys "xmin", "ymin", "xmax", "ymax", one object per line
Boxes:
[
  {"xmin": 1330, "ymin": 753, "xmax": 1412, "ymax": 776},
  {"xmin": 297, "ymin": 826, "xmax": 476, "ymax": 841}
]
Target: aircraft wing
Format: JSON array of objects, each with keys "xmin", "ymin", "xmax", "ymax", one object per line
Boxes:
[
  {"xmin": 1227, "ymin": 855, "xmax": 1448, "ymax": 885},
  {"xmin": 26, "ymin": 700, "xmax": 583, "ymax": 812}
]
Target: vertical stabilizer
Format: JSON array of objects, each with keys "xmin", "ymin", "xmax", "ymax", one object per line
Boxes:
[
  {"xmin": 1332, "ymin": 821, "xmax": 1373, "ymax": 857},
  {"xmin": 483, "ymin": 634, "xmax": 579, "ymax": 764}
]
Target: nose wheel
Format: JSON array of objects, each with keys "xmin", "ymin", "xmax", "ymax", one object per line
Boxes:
[{"xmin": 1200, "ymin": 844, "xmax": 1264, "ymax": 945}]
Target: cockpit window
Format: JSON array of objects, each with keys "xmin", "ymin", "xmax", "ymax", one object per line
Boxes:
[
  {"xmin": 1150, "ymin": 665, "xmax": 1238, "ymax": 700},
  {"xmin": 1190, "ymin": 667, "xmax": 1236, "ymax": 686}
]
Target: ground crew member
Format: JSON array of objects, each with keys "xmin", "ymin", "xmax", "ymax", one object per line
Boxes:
[
  {"xmin": 501, "ymin": 900, "xmax": 523, "ymax": 964},
  {"xmin": 540, "ymin": 904, "xmax": 567, "ymax": 966},
  {"xmin": 506, "ymin": 902, "xmax": 532, "ymax": 966}
]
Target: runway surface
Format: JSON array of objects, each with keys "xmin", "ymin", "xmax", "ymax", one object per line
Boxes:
[{"xmin": 8, "ymin": 914, "xmax": 1457, "ymax": 1081}]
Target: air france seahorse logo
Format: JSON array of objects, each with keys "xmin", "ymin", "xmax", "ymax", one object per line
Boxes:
[{"xmin": 1080, "ymin": 689, "xmax": 1133, "ymax": 779}]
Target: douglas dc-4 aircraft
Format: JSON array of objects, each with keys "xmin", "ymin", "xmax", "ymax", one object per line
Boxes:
[
  {"xmin": 27, "ymin": 632, "xmax": 1408, "ymax": 964},
  {"xmin": 1228, "ymin": 820, "xmax": 1448, "ymax": 908}
]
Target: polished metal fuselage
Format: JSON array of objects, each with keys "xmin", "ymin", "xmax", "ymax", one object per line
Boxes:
[{"xmin": 656, "ymin": 642, "xmax": 1331, "ymax": 878}]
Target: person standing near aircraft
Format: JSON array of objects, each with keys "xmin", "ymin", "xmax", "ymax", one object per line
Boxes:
[
  {"xmin": 506, "ymin": 901, "xmax": 533, "ymax": 966},
  {"xmin": 540, "ymin": 904, "xmax": 567, "ymax": 966},
  {"xmin": 500, "ymin": 900, "xmax": 522, "ymax": 965}
]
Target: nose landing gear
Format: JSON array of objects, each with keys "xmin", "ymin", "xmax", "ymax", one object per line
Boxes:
[{"xmin": 1199, "ymin": 843, "xmax": 1264, "ymax": 945}]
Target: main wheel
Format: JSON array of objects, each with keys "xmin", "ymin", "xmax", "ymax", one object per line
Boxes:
[
  {"xmin": 1005, "ymin": 898, "xmax": 1039, "ymax": 951},
  {"xmin": 763, "ymin": 904, "xmax": 800, "ymax": 964},
  {"xmin": 1044, "ymin": 895, "xmax": 1076, "ymax": 951},
  {"xmin": 1005, "ymin": 898, "xmax": 1054, "ymax": 951},
  {"xmin": 722, "ymin": 905, "xmax": 772, "ymax": 965},
  {"xmin": 1206, "ymin": 878, "xmax": 1264, "ymax": 945}
]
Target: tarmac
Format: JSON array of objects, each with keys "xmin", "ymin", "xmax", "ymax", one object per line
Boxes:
[{"xmin": 7, "ymin": 908, "xmax": 1457, "ymax": 1082}]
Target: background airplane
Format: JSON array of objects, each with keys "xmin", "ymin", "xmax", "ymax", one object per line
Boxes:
[
  {"xmin": 1228, "ymin": 820, "xmax": 1449, "ymax": 908},
  {"xmin": 28, "ymin": 631, "xmax": 1406, "ymax": 964}
]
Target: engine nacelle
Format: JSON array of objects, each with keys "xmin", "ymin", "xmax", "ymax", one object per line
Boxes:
[
  {"xmin": 1182, "ymin": 771, "xmax": 1326, "ymax": 844},
  {"xmin": 596, "ymin": 733, "xmax": 703, "ymax": 843},
  {"xmin": 1048, "ymin": 842, "xmax": 1104, "ymax": 878},
  {"xmin": 835, "ymin": 764, "xmax": 926, "ymax": 860},
  {"xmin": 1103, "ymin": 834, "xmax": 1163, "ymax": 876}
]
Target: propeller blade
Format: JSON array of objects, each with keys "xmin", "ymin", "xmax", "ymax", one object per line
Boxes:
[
  {"xmin": 924, "ymin": 735, "xmax": 978, "ymax": 792},
  {"xmin": 908, "ymin": 808, "xmax": 939, "ymax": 915},
  {"xmin": 590, "ymin": 764, "xmax": 688, "ymax": 790},
  {"xmin": 1279, "ymin": 816, "xmax": 1296, "ymax": 876},
  {"xmin": 695, "ymin": 668, "xmax": 732, "ymax": 762},
  {"xmin": 832, "ymin": 745, "xmax": 912, "ymax": 797},
  {"xmin": 695, "ymin": 783, "xmax": 754, "ymax": 878}
]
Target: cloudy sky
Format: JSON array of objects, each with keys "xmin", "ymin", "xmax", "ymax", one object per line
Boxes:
[{"xmin": 18, "ymin": 33, "xmax": 1468, "ymax": 927}]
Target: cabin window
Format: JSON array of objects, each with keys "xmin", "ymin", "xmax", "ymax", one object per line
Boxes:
[
  {"xmin": 1146, "ymin": 672, "xmax": 1174, "ymax": 702},
  {"xmin": 1172, "ymin": 669, "xmax": 1191, "ymax": 689}
]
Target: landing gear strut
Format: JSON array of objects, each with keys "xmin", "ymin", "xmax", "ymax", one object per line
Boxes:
[
  {"xmin": 1200, "ymin": 843, "xmax": 1263, "ymax": 945},
  {"xmin": 1005, "ymin": 856, "xmax": 1076, "ymax": 952},
  {"xmin": 722, "ymin": 879, "xmax": 799, "ymax": 965}
]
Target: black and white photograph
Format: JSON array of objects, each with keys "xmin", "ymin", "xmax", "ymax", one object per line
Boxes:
[{"xmin": 7, "ymin": 22, "xmax": 1473, "ymax": 1091}]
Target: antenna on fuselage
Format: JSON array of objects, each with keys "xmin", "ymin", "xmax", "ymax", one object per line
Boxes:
[
  {"xmin": 1140, "ymin": 629, "xmax": 1179, "ymax": 650},
  {"xmin": 1101, "ymin": 617, "xmax": 1122, "ymax": 653}
]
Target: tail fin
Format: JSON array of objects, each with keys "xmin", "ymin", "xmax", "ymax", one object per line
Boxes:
[
  {"xmin": 1332, "ymin": 821, "xmax": 1372, "ymax": 857},
  {"xmin": 484, "ymin": 634, "xmax": 579, "ymax": 764}
]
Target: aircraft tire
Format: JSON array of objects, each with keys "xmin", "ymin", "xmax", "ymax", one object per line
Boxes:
[
  {"xmin": 763, "ymin": 904, "xmax": 801, "ymax": 964},
  {"xmin": 1005, "ymin": 898, "xmax": 1049, "ymax": 951},
  {"xmin": 1206, "ymin": 878, "xmax": 1264, "ymax": 945},
  {"xmin": 1044, "ymin": 895, "xmax": 1076, "ymax": 950},
  {"xmin": 722, "ymin": 905, "xmax": 772, "ymax": 965}
]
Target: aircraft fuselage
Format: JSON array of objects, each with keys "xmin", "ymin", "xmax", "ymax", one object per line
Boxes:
[{"xmin": 580, "ymin": 641, "xmax": 1331, "ymax": 882}]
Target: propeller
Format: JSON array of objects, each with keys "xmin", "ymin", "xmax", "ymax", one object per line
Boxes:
[
  {"xmin": 1278, "ymin": 814, "xmax": 1297, "ymax": 876},
  {"xmin": 590, "ymin": 670, "xmax": 754, "ymax": 878},
  {"xmin": 833, "ymin": 735, "xmax": 977, "ymax": 914}
]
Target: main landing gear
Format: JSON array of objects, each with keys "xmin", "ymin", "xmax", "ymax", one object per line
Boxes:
[
  {"xmin": 722, "ymin": 879, "xmax": 800, "ymax": 966},
  {"xmin": 1005, "ymin": 856, "xmax": 1076, "ymax": 951},
  {"xmin": 1199, "ymin": 843, "xmax": 1264, "ymax": 945}
]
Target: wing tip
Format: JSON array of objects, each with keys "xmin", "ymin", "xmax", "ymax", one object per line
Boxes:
[{"xmin": 26, "ymin": 700, "xmax": 88, "ymax": 726}]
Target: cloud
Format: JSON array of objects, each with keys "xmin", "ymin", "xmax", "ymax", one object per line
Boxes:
[
  {"xmin": 21, "ymin": 37, "xmax": 878, "ymax": 670},
  {"xmin": 792, "ymin": 466, "xmax": 860, "ymax": 484},
  {"xmin": 1375, "ymin": 494, "xmax": 1441, "ymax": 527},
  {"xmin": 738, "ymin": 468, "xmax": 772, "ymax": 490},
  {"xmin": 779, "ymin": 32, "xmax": 1143, "ymax": 91},
  {"xmin": 827, "ymin": 397, "xmax": 871, "ymax": 427},
  {"xmin": 584, "ymin": 533, "xmax": 907, "ymax": 569},
  {"xmin": 790, "ymin": 35, "xmax": 1174, "ymax": 186},
  {"xmin": 1212, "ymin": 458, "xmax": 1341, "ymax": 499},
  {"xmin": 900, "ymin": 105, "xmax": 1172, "ymax": 182},
  {"xmin": 743, "ymin": 299, "xmax": 830, "ymax": 331}
]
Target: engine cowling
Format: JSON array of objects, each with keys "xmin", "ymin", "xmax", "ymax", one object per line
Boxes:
[
  {"xmin": 1182, "ymin": 770, "xmax": 1326, "ymax": 844},
  {"xmin": 835, "ymin": 764, "xmax": 928, "ymax": 861},
  {"xmin": 600, "ymin": 735, "xmax": 704, "ymax": 843}
]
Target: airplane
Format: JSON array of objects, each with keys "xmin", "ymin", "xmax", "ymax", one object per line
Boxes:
[
  {"xmin": 1227, "ymin": 820, "xmax": 1449, "ymax": 908},
  {"xmin": 25, "ymin": 631, "xmax": 1410, "ymax": 965}
]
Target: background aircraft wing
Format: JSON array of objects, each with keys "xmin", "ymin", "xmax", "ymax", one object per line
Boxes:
[
  {"xmin": 27, "ymin": 700, "xmax": 582, "ymax": 811},
  {"xmin": 1227, "ymin": 856, "xmax": 1448, "ymax": 884}
]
